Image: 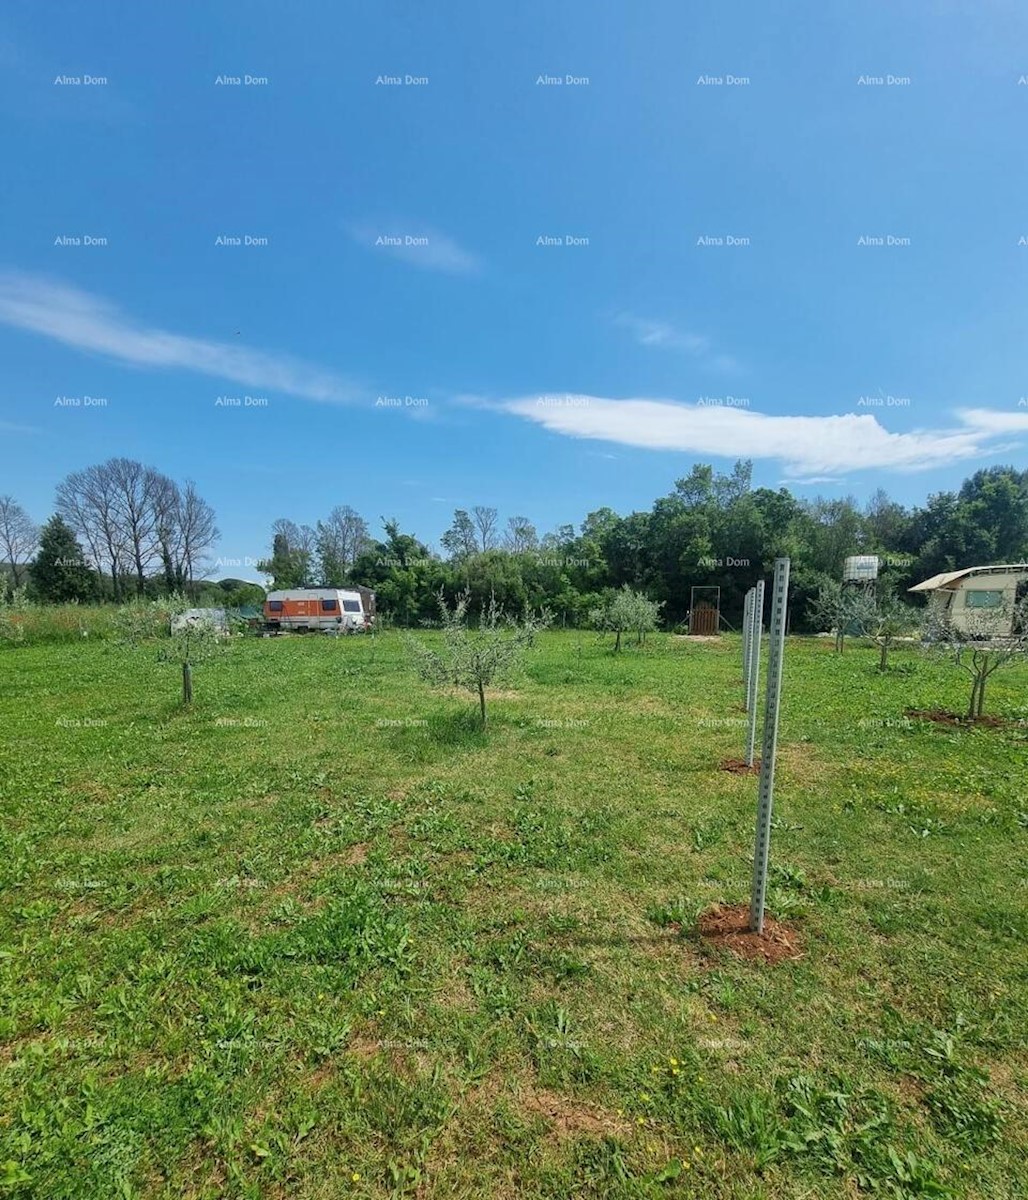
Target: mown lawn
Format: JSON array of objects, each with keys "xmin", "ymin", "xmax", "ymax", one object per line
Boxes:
[{"xmin": 1, "ymin": 631, "xmax": 1026, "ymax": 1198}]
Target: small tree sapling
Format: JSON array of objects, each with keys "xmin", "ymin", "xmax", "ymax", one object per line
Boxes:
[
  {"xmin": 923, "ymin": 595, "xmax": 1028, "ymax": 719},
  {"xmin": 115, "ymin": 597, "xmax": 232, "ymax": 705},
  {"xmin": 847, "ymin": 581, "xmax": 916, "ymax": 671},
  {"xmin": 405, "ymin": 590, "xmax": 548, "ymax": 728},
  {"xmin": 589, "ymin": 585, "xmax": 663, "ymax": 652}
]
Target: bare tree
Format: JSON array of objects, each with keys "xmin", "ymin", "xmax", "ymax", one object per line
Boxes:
[
  {"xmin": 56, "ymin": 464, "xmax": 129, "ymax": 598},
  {"xmin": 105, "ymin": 458, "xmax": 162, "ymax": 594},
  {"xmin": 57, "ymin": 464, "xmax": 217, "ymax": 598},
  {"xmin": 471, "ymin": 505, "xmax": 499, "ymax": 552},
  {"xmin": 317, "ymin": 505, "xmax": 370, "ymax": 583},
  {"xmin": 178, "ymin": 482, "xmax": 218, "ymax": 593},
  {"xmin": 271, "ymin": 518, "xmax": 315, "ymax": 585},
  {"xmin": 504, "ymin": 515, "xmax": 538, "ymax": 554},
  {"xmin": 151, "ymin": 474, "xmax": 184, "ymax": 591},
  {"xmin": 0, "ymin": 496, "xmax": 38, "ymax": 588}
]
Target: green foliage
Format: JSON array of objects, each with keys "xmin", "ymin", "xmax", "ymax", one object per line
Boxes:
[
  {"xmin": 28, "ymin": 516, "xmax": 96, "ymax": 603},
  {"xmin": 0, "ymin": 588, "xmax": 29, "ymax": 644},
  {"xmin": 589, "ymin": 585, "xmax": 663, "ymax": 651},
  {"xmin": 848, "ymin": 581, "xmax": 918, "ymax": 670},
  {"xmin": 113, "ymin": 596, "xmax": 231, "ymax": 704},
  {"xmin": 405, "ymin": 590, "xmax": 548, "ymax": 726},
  {"xmin": 924, "ymin": 595, "xmax": 1028, "ymax": 717}
]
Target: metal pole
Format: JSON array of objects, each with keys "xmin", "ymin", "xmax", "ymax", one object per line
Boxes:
[
  {"xmin": 745, "ymin": 578, "xmax": 764, "ymax": 766},
  {"xmin": 742, "ymin": 589, "xmax": 753, "ymax": 701},
  {"xmin": 749, "ymin": 558, "xmax": 790, "ymax": 934}
]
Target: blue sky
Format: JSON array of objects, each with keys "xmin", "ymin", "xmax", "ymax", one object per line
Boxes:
[{"xmin": 2, "ymin": 0, "xmax": 1028, "ymax": 578}]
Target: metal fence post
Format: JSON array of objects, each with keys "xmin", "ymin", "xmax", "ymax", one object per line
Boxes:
[
  {"xmin": 745, "ymin": 578, "xmax": 765, "ymax": 767},
  {"xmin": 742, "ymin": 588, "xmax": 753, "ymax": 702},
  {"xmin": 749, "ymin": 557, "xmax": 790, "ymax": 934}
]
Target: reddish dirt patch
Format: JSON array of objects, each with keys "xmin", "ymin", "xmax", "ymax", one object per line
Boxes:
[
  {"xmin": 719, "ymin": 757, "xmax": 761, "ymax": 775},
  {"xmin": 696, "ymin": 903, "xmax": 803, "ymax": 965},
  {"xmin": 904, "ymin": 707, "xmax": 1010, "ymax": 729}
]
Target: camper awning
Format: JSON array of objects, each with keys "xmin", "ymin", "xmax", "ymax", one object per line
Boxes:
[
  {"xmin": 909, "ymin": 564, "xmax": 1028, "ymax": 593},
  {"xmin": 909, "ymin": 570, "xmax": 973, "ymax": 593}
]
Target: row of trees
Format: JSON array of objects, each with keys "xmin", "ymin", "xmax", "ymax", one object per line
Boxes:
[
  {"xmin": 6, "ymin": 459, "xmax": 1027, "ymax": 625},
  {"xmin": 1, "ymin": 460, "xmax": 219, "ymax": 602},
  {"xmin": 260, "ymin": 462, "xmax": 1028, "ymax": 630}
]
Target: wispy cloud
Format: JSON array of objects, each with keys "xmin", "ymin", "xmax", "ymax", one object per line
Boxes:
[
  {"xmin": 501, "ymin": 393, "xmax": 1025, "ymax": 478},
  {"xmin": 614, "ymin": 313, "xmax": 739, "ymax": 371},
  {"xmin": 0, "ymin": 272, "xmax": 355, "ymax": 402},
  {"xmin": 347, "ymin": 223, "xmax": 480, "ymax": 274},
  {"xmin": 0, "ymin": 419, "xmax": 40, "ymax": 434}
]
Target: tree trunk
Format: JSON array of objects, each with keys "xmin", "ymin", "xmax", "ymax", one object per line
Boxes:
[
  {"xmin": 614, "ymin": 629, "xmax": 621, "ymax": 652},
  {"xmin": 976, "ymin": 673, "xmax": 986, "ymax": 719},
  {"xmin": 182, "ymin": 661, "xmax": 193, "ymax": 704},
  {"xmin": 968, "ymin": 675, "xmax": 979, "ymax": 721},
  {"xmin": 477, "ymin": 679, "xmax": 487, "ymax": 728},
  {"xmin": 879, "ymin": 640, "xmax": 888, "ymax": 672}
]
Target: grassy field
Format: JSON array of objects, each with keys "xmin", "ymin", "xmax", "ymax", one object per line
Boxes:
[{"xmin": 1, "ymin": 630, "xmax": 1026, "ymax": 1198}]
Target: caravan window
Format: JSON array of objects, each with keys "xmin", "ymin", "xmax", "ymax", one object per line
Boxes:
[
  {"xmin": 321, "ymin": 599, "xmax": 338, "ymax": 612},
  {"xmin": 342, "ymin": 600, "xmax": 361, "ymax": 613},
  {"xmin": 268, "ymin": 601, "xmax": 284, "ymax": 612},
  {"xmin": 965, "ymin": 590, "xmax": 1003, "ymax": 608}
]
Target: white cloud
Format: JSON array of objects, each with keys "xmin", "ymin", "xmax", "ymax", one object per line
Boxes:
[
  {"xmin": 0, "ymin": 272, "xmax": 355, "ymax": 402},
  {"xmin": 954, "ymin": 407, "xmax": 1028, "ymax": 434},
  {"xmin": 347, "ymin": 224, "xmax": 480, "ymax": 274},
  {"xmin": 614, "ymin": 313, "xmax": 739, "ymax": 371},
  {"xmin": 502, "ymin": 394, "xmax": 1025, "ymax": 477}
]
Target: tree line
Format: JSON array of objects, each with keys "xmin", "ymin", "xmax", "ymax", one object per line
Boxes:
[
  {"xmin": 4, "ymin": 459, "xmax": 1027, "ymax": 629},
  {"xmin": 258, "ymin": 462, "xmax": 1028, "ymax": 630},
  {"xmin": 1, "ymin": 458, "xmax": 218, "ymax": 603}
]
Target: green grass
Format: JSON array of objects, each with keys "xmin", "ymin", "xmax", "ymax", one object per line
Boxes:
[{"xmin": 1, "ymin": 631, "xmax": 1026, "ymax": 1198}]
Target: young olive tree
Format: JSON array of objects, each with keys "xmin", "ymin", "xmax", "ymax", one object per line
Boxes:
[
  {"xmin": 115, "ymin": 597, "xmax": 232, "ymax": 705},
  {"xmin": 847, "ymin": 582, "xmax": 916, "ymax": 671},
  {"xmin": 808, "ymin": 579, "xmax": 857, "ymax": 652},
  {"xmin": 405, "ymin": 590, "xmax": 548, "ymax": 728},
  {"xmin": 589, "ymin": 585, "xmax": 663, "ymax": 651},
  {"xmin": 924, "ymin": 596, "xmax": 1028, "ymax": 719}
]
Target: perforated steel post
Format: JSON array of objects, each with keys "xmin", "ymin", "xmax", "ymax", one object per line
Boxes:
[
  {"xmin": 745, "ymin": 578, "xmax": 764, "ymax": 767},
  {"xmin": 749, "ymin": 558, "xmax": 790, "ymax": 934},
  {"xmin": 741, "ymin": 588, "xmax": 753, "ymax": 703}
]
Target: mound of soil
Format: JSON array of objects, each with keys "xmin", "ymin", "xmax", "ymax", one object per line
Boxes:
[
  {"xmin": 904, "ymin": 707, "xmax": 1010, "ymax": 729},
  {"xmin": 719, "ymin": 757, "xmax": 761, "ymax": 774},
  {"xmin": 696, "ymin": 903, "xmax": 803, "ymax": 965}
]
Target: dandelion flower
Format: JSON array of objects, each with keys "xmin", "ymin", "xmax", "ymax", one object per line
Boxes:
[{"xmin": 351, "ymin": 1172, "xmax": 361, "ymax": 1182}]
